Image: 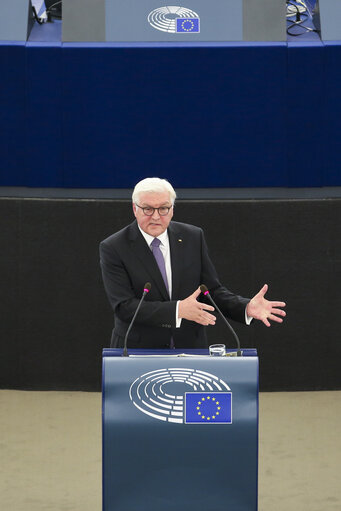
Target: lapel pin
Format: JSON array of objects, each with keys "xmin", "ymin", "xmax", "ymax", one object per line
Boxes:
[{"xmin": 178, "ymin": 239, "xmax": 183, "ymax": 242}]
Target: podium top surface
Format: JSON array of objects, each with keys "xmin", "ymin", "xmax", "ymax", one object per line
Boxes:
[{"xmin": 103, "ymin": 348, "xmax": 257, "ymax": 357}]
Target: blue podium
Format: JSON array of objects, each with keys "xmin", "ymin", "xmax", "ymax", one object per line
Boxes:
[{"xmin": 103, "ymin": 349, "xmax": 259, "ymax": 511}]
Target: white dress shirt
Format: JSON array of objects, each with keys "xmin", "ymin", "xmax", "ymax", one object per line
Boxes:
[{"xmin": 138, "ymin": 226, "xmax": 182, "ymax": 327}]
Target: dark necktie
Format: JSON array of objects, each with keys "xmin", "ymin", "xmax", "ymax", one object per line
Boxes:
[
  {"xmin": 151, "ymin": 237, "xmax": 174, "ymax": 349},
  {"xmin": 151, "ymin": 238, "xmax": 169, "ymax": 295}
]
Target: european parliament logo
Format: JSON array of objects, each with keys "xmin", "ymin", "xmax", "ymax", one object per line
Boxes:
[
  {"xmin": 148, "ymin": 7, "xmax": 200, "ymax": 34},
  {"xmin": 185, "ymin": 392, "xmax": 232, "ymax": 424},
  {"xmin": 129, "ymin": 368, "xmax": 232, "ymax": 425}
]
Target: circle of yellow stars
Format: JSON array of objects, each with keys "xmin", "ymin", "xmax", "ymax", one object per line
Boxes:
[
  {"xmin": 181, "ymin": 19, "xmax": 195, "ymax": 32},
  {"xmin": 196, "ymin": 396, "xmax": 221, "ymax": 421}
]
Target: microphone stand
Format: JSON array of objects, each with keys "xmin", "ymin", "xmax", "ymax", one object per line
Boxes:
[
  {"xmin": 123, "ymin": 283, "xmax": 151, "ymax": 357},
  {"xmin": 200, "ymin": 284, "xmax": 242, "ymax": 357}
]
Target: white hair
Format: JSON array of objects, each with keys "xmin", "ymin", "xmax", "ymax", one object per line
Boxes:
[{"xmin": 132, "ymin": 177, "xmax": 176, "ymax": 205}]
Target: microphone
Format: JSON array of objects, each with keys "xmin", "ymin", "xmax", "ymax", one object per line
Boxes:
[
  {"xmin": 123, "ymin": 283, "xmax": 151, "ymax": 357},
  {"xmin": 200, "ymin": 284, "xmax": 242, "ymax": 357}
]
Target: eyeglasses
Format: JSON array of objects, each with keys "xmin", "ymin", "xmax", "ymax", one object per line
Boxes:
[{"xmin": 135, "ymin": 204, "xmax": 172, "ymax": 216}]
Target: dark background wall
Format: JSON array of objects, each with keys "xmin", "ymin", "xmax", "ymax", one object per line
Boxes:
[{"xmin": 1, "ymin": 197, "xmax": 340, "ymax": 392}]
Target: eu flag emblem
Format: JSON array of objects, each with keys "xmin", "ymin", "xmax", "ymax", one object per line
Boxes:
[
  {"xmin": 185, "ymin": 392, "xmax": 232, "ymax": 424},
  {"xmin": 176, "ymin": 18, "xmax": 200, "ymax": 33}
]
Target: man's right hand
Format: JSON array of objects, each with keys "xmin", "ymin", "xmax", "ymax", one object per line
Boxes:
[{"xmin": 178, "ymin": 288, "xmax": 216, "ymax": 326}]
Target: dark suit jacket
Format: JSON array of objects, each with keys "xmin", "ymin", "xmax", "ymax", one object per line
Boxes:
[{"xmin": 99, "ymin": 220, "xmax": 249, "ymax": 349}]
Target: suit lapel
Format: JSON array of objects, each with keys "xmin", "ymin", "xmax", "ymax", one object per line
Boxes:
[
  {"xmin": 128, "ymin": 221, "xmax": 169, "ymax": 300},
  {"xmin": 168, "ymin": 222, "xmax": 183, "ymax": 300}
]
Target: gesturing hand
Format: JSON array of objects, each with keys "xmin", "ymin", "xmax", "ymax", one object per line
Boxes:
[
  {"xmin": 179, "ymin": 287, "xmax": 216, "ymax": 326},
  {"xmin": 246, "ymin": 284, "xmax": 286, "ymax": 327}
]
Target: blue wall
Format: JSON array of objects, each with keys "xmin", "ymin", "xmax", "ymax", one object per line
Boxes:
[{"xmin": 1, "ymin": 40, "xmax": 341, "ymax": 188}]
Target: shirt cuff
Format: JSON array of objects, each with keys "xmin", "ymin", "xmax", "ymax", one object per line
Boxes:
[
  {"xmin": 176, "ymin": 301, "xmax": 182, "ymax": 328},
  {"xmin": 245, "ymin": 307, "xmax": 253, "ymax": 325}
]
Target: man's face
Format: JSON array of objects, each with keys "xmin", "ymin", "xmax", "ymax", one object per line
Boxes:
[{"xmin": 133, "ymin": 191, "xmax": 174, "ymax": 237}]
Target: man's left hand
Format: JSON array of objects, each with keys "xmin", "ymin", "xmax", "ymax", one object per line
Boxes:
[{"xmin": 246, "ymin": 284, "xmax": 286, "ymax": 327}]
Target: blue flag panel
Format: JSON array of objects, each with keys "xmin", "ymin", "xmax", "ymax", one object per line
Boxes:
[
  {"xmin": 185, "ymin": 392, "xmax": 232, "ymax": 424},
  {"xmin": 176, "ymin": 18, "xmax": 200, "ymax": 33}
]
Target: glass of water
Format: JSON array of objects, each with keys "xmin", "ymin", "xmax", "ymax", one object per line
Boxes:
[{"xmin": 209, "ymin": 344, "xmax": 226, "ymax": 356}]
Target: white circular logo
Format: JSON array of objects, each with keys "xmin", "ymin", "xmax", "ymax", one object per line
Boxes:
[
  {"xmin": 129, "ymin": 367, "xmax": 230, "ymax": 424},
  {"xmin": 148, "ymin": 6, "xmax": 200, "ymax": 34}
]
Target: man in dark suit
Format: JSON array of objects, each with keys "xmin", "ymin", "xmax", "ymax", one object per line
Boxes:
[{"xmin": 100, "ymin": 178, "xmax": 286, "ymax": 349}]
